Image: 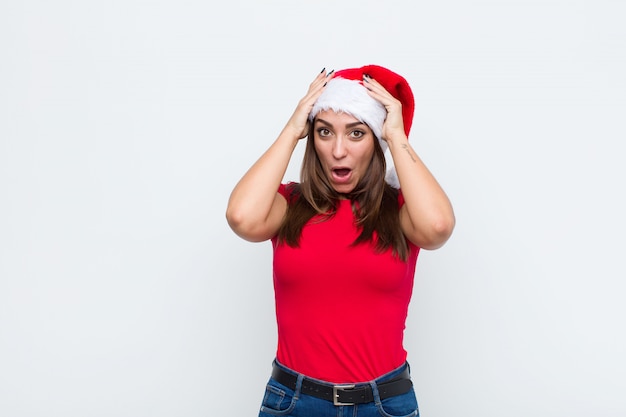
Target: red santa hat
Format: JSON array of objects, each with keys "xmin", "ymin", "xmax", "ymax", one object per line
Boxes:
[{"xmin": 309, "ymin": 64, "xmax": 415, "ymax": 188}]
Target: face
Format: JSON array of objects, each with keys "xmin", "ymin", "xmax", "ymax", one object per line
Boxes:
[{"xmin": 313, "ymin": 110, "xmax": 376, "ymax": 194}]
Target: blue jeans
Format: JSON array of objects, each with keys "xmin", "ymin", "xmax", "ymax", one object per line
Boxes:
[{"xmin": 258, "ymin": 360, "xmax": 419, "ymax": 417}]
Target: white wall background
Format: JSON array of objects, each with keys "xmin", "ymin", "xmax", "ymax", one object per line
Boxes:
[{"xmin": 1, "ymin": 1, "xmax": 625, "ymax": 416}]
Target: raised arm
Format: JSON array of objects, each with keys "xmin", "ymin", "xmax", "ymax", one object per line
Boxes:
[
  {"xmin": 364, "ymin": 75, "xmax": 455, "ymax": 250},
  {"xmin": 226, "ymin": 69, "xmax": 332, "ymax": 242}
]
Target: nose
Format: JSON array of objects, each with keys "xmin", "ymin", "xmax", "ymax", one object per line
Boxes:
[{"xmin": 331, "ymin": 136, "xmax": 348, "ymax": 159}]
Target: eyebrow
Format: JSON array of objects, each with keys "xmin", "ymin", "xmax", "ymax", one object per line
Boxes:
[{"xmin": 315, "ymin": 118, "xmax": 367, "ymax": 129}]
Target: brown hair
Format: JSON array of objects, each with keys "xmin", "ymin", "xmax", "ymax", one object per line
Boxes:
[{"xmin": 277, "ymin": 125, "xmax": 409, "ymax": 261}]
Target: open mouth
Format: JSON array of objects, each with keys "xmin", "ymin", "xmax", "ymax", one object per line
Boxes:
[
  {"xmin": 332, "ymin": 168, "xmax": 351, "ymax": 178},
  {"xmin": 331, "ymin": 167, "xmax": 353, "ymax": 184}
]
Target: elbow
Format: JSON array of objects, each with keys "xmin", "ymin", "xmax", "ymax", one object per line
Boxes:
[
  {"xmin": 435, "ymin": 212, "xmax": 456, "ymax": 239},
  {"xmin": 418, "ymin": 214, "xmax": 456, "ymax": 250},
  {"xmin": 225, "ymin": 205, "xmax": 274, "ymax": 243},
  {"xmin": 435, "ymin": 215, "xmax": 456, "ymax": 245},
  {"xmin": 225, "ymin": 205, "xmax": 244, "ymax": 232},
  {"xmin": 226, "ymin": 206, "xmax": 254, "ymax": 240},
  {"xmin": 225, "ymin": 204, "xmax": 251, "ymax": 238}
]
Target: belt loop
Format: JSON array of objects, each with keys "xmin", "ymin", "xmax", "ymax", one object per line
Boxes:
[
  {"xmin": 369, "ymin": 379, "xmax": 382, "ymax": 406},
  {"xmin": 294, "ymin": 373, "xmax": 304, "ymax": 400}
]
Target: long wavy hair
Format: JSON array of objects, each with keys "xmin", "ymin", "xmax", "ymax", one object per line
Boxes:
[{"xmin": 277, "ymin": 124, "xmax": 409, "ymax": 261}]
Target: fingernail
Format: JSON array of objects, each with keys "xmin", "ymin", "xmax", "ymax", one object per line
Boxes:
[
  {"xmin": 320, "ymin": 67, "xmax": 326, "ymax": 73},
  {"xmin": 323, "ymin": 82, "xmax": 327, "ymax": 87},
  {"xmin": 326, "ymin": 69, "xmax": 334, "ymax": 77}
]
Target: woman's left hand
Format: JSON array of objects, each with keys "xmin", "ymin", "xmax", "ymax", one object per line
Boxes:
[{"xmin": 362, "ymin": 75, "xmax": 406, "ymax": 142}]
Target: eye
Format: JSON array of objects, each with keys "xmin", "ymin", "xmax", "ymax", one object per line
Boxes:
[
  {"xmin": 350, "ymin": 130, "xmax": 365, "ymax": 139},
  {"xmin": 316, "ymin": 128, "xmax": 331, "ymax": 137}
]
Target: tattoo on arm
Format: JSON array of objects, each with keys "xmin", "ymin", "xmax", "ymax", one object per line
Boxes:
[{"xmin": 401, "ymin": 144, "xmax": 417, "ymax": 162}]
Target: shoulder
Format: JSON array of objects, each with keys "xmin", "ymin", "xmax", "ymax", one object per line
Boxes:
[{"xmin": 278, "ymin": 182, "xmax": 301, "ymax": 204}]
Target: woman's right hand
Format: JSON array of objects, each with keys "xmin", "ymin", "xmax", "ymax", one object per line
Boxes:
[{"xmin": 284, "ymin": 68, "xmax": 334, "ymax": 139}]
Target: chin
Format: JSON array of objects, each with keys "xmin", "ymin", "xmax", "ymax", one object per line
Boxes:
[{"xmin": 332, "ymin": 184, "xmax": 356, "ymax": 194}]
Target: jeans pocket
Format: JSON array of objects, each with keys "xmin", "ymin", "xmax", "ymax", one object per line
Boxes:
[
  {"xmin": 259, "ymin": 378, "xmax": 297, "ymax": 416},
  {"xmin": 377, "ymin": 389, "xmax": 419, "ymax": 417}
]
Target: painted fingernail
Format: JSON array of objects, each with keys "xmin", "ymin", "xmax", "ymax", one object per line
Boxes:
[
  {"xmin": 320, "ymin": 67, "xmax": 326, "ymax": 73},
  {"xmin": 323, "ymin": 82, "xmax": 327, "ymax": 87},
  {"xmin": 326, "ymin": 69, "xmax": 335, "ymax": 77}
]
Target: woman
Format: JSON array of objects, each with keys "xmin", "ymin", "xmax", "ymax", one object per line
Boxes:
[{"xmin": 226, "ymin": 65, "xmax": 455, "ymax": 417}]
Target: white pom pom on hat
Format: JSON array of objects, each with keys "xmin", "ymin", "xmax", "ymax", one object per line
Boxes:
[{"xmin": 308, "ymin": 64, "xmax": 415, "ymax": 188}]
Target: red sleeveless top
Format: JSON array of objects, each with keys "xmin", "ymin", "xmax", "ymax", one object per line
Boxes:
[{"xmin": 271, "ymin": 183, "xmax": 420, "ymax": 383}]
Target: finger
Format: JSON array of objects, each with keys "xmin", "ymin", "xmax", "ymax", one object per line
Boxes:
[
  {"xmin": 361, "ymin": 76, "xmax": 388, "ymax": 99},
  {"xmin": 362, "ymin": 75, "xmax": 396, "ymax": 102},
  {"xmin": 364, "ymin": 86, "xmax": 401, "ymax": 112},
  {"xmin": 310, "ymin": 68, "xmax": 334, "ymax": 89},
  {"xmin": 302, "ymin": 68, "xmax": 334, "ymax": 104}
]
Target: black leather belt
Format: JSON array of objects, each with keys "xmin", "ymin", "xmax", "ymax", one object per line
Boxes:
[{"xmin": 271, "ymin": 362, "xmax": 413, "ymax": 406}]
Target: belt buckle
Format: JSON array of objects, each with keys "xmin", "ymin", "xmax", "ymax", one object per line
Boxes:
[{"xmin": 333, "ymin": 384, "xmax": 356, "ymax": 406}]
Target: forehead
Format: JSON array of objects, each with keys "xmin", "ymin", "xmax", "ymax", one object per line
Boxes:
[{"xmin": 314, "ymin": 109, "xmax": 363, "ymax": 125}]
